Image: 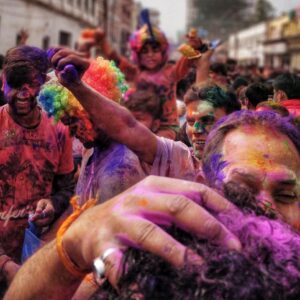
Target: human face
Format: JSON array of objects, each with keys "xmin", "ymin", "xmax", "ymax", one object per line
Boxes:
[
  {"xmin": 221, "ymin": 125, "xmax": 300, "ymax": 229},
  {"xmin": 3, "ymin": 74, "xmax": 42, "ymax": 117},
  {"xmin": 61, "ymin": 114, "xmax": 96, "ymax": 147},
  {"xmin": 131, "ymin": 111, "xmax": 159, "ymax": 132},
  {"xmin": 139, "ymin": 43, "xmax": 163, "ymax": 71},
  {"xmin": 186, "ymin": 100, "xmax": 226, "ymax": 159}
]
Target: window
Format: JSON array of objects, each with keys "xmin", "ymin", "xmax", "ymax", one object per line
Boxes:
[
  {"xmin": 85, "ymin": 0, "xmax": 89, "ymax": 12},
  {"xmin": 91, "ymin": 0, "xmax": 96, "ymax": 15},
  {"xmin": 59, "ymin": 31, "xmax": 71, "ymax": 47},
  {"xmin": 42, "ymin": 36, "xmax": 50, "ymax": 50}
]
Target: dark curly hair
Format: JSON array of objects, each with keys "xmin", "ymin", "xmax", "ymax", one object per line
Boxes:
[
  {"xmin": 3, "ymin": 46, "xmax": 48, "ymax": 88},
  {"xmin": 93, "ymin": 211, "xmax": 300, "ymax": 300},
  {"xmin": 184, "ymin": 83, "xmax": 240, "ymax": 114}
]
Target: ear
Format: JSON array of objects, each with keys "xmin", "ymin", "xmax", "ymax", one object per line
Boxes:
[
  {"xmin": 275, "ymin": 89, "xmax": 287, "ymax": 102},
  {"xmin": 151, "ymin": 119, "xmax": 161, "ymax": 133}
]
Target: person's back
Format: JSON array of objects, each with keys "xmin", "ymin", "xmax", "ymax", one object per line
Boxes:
[
  {"xmin": 76, "ymin": 141, "xmax": 146, "ymax": 204},
  {"xmin": 245, "ymin": 82, "xmax": 269, "ymax": 109}
]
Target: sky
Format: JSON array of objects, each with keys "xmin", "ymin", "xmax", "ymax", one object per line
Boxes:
[
  {"xmin": 137, "ymin": 0, "xmax": 187, "ymax": 41},
  {"xmin": 138, "ymin": 0, "xmax": 300, "ymax": 41}
]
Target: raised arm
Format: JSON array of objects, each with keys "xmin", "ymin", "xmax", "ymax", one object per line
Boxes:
[
  {"xmin": 49, "ymin": 48, "xmax": 158, "ymax": 164},
  {"xmin": 196, "ymin": 49, "xmax": 214, "ymax": 84}
]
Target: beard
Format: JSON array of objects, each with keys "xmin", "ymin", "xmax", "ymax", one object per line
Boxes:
[{"xmin": 9, "ymin": 96, "xmax": 37, "ymax": 116}]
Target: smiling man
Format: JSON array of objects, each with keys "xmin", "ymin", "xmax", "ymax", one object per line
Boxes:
[
  {"xmin": 184, "ymin": 83, "xmax": 240, "ymax": 173},
  {"xmin": 203, "ymin": 110, "xmax": 300, "ymax": 229},
  {"xmin": 0, "ymin": 46, "xmax": 75, "ymax": 292}
]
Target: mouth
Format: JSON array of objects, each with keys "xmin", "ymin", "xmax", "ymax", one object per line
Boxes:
[
  {"xmin": 193, "ymin": 140, "xmax": 206, "ymax": 146},
  {"xmin": 193, "ymin": 140, "xmax": 206, "ymax": 151},
  {"xmin": 16, "ymin": 99, "xmax": 30, "ymax": 106}
]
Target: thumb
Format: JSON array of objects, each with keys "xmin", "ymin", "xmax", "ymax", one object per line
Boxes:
[{"xmin": 35, "ymin": 199, "xmax": 47, "ymax": 213}]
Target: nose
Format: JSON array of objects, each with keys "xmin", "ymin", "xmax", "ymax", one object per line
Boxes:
[
  {"xmin": 193, "ymin": 121, "xmax": 206, "ymax": 134},
  {"xmin": 17, "ymin": 88, "xmax": 30, "ymax": 99},
  {"xmin": 256, "ymin": 191, "xmax": 277, "ymax": 213}
]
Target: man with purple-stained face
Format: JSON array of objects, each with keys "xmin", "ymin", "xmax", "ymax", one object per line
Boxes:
[
  {"xmin": 203, "ymin": 110, "xmax": 300, "ymax": 230},
  {"xmin": 0, "ymin": 46, "xmax": 75, "ymax": 292}
]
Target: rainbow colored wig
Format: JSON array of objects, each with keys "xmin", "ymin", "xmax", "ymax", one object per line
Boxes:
[
  {"xmin": 129, "ymin": 25, "xmax": 169, "ymax": 65},
  {"xmin": 38, "ymin": 57, "xmax": 128, "ymax": 142}
]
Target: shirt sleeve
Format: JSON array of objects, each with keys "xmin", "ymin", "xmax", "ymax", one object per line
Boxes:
[{"xmin": 150, "ymin": 137, "xmax": 196, "ymax": 181}]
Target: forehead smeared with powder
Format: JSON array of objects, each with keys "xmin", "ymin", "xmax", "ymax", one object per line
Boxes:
[
  {"xmin": 221, "ymin": 124, "xmax": 300, "ymax": 173},
  {"xmin": 187, "ymin": 100, "xmax": 215, "ymax": 117}
]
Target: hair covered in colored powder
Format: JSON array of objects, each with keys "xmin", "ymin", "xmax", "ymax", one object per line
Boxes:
[
  {"xmin": 94, "ymin": 211, "xmax": 300, "ymax": 300},
  {"xmin": 129, "ymin": 25, "xmax": 169, "ymax": 65},
  {"xmin": 38, "ymin": 57, "xmax": 128, "ymax": 140}
]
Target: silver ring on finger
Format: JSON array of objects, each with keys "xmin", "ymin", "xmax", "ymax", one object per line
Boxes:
[{"xmin": 93, "ymin": 247, "xmax": 118, "ymax": 284}]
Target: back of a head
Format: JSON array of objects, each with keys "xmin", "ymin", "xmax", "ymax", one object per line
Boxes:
[
  {"xmin": 273, "ymin": 72, "xmax": 300, "ymax": 100},
  {"xmin": 184, "ymin": 83, "xmax": 240, "ymax": 114},
  {"xmin": 245, "ymin": 82, "xmax": 269, "ymax": 108},
  {"xmin": 123, "ymin": 89, "xmax": 162, "ymax": 120},
  {"xmin": 256, "ymin": 101, "xmax": 289, "ymax": 117},
  {"xmin": 94, "ymin": 212, "xmax": 300, "ymax": 300},
  {"xmin": 210, "ymin": 63, "xmax": 227, "ymax": 77},
  {"xmin": 232, "ymin": 76, "xmax": 248, "ymax": 92}
]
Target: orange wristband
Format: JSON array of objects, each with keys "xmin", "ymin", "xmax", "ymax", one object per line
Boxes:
[{"xmin": 56, "ymin": 196, "xmax": 97, "ymax": 278}]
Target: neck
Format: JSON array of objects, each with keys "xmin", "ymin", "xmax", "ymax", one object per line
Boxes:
[{"xmin": 8, "ymin": 106, "xmax": 41, "ymax": 129}]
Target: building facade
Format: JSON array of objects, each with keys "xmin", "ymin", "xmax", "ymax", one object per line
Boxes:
[
  {"xmin": 0, "ymin": 0, "xmax": 140, "ymax": 57},
  {"xmin": 0, "ymin": 0, "xmax": 102, "ymax": 54},
  {"xmin": 228, "ymin": 22, "xmax": 267, "ymax": 66},
  {"xmin": 263, "ymin": 15, "xmax": 290, "ymax": 68}
]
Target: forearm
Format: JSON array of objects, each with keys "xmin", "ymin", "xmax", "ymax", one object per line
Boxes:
[
  {"xmin": 4, "ymin": 241, "xmax": 81, "ymax": 300},
  {"xmin": 51, "ymin": 172, "xmax": 76, "ymax": 219},
  {"xmin": 196, "ymin": 51, "xmax": 213, "ymax": 84},
  {"xmin": 69, "ymin": 82, "xmax": 157, "ymax": 163}
]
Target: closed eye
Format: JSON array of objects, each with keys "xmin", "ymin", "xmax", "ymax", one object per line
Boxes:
[{"xmin": 274, "ymin": 191, "xmax": 297, "ymax": 204}]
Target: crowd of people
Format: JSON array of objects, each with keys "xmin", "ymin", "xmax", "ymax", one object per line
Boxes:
[{"xmin": 0, "ymin": 20, "xmax": 300, "ymax": 300}]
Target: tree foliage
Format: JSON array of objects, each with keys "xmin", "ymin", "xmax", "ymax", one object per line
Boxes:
[
  {"xmin": 253, "ymin": 0, "xmax": 274, "ymax": 23},
  {"xmin": 190, "ymin": 0, "xmax": 251, "ymax": 39}
]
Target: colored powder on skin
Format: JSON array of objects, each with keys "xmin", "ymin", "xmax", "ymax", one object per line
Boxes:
[
  {"xmin": 137, "ymin": 198, "xmax": 149, "ymax": 207},
  {"xmin": 193, "ymin": 121, "xmax": 205, "ymax": 134},
  {"xmin": 283, "ymin": 140, "xmax": 291, "ymax": 152},
  {"xmin": 192, "ymin": 101, "xmax": 214, "ymax": 117}
]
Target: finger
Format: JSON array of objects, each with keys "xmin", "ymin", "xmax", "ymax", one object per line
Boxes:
[
  {"xmin": 34, "ymin": 201, "xmax": 46, "ymax": 216},
  {"xmin": 56, "ymin": 56, "xmax": 89, "ymax": 73},
  {"xmin": 134, "ymin": 176, "xmax": 236, "ymax": 213},
  {"xmin": 51, "ymin": 49, "xmax": 88, "ymax": 69},
  {"xmin": 100, "ymin": 218, "xmax": 202, "ymax": 287},
  {"xmin": 43, "ymin": 204, "xmax": 54, "ymax": 216},
  {"xmin": 123, "ymin": 193, "xmax": 241, "ymax": 251},
  {"xmin": 117, "ymin": 216, "xmax": 203, "ymax": 268},
  {"xmin": 101, "ymin": 248, "xmax": 125, "ymax": 289},
  {"xmin": 47, "ymin": 47, "xmax": 62, "ymax": 61},
  {"xmin": 34, "ymin": 216, "xmax": 53, "ymax": 227}
]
